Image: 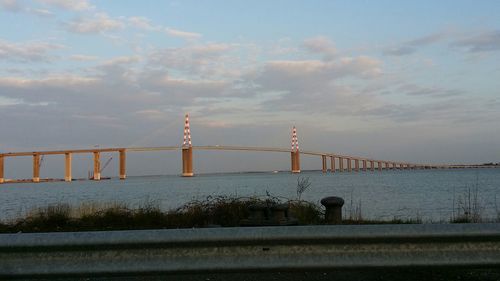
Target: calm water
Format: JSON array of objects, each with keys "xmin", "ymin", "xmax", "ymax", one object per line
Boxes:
[{"xmin": 1, "ymin": 169, "xmax": 499, "ymax": 222}]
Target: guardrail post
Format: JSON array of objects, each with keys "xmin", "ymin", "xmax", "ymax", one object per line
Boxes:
[{"xmin": 321, "ymin": 196, "xmax": 344, "ymax": 224}]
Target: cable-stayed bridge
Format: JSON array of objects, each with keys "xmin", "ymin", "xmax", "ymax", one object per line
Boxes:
[{"xmin": 0, "ymin": 114, "xmax": 494, "ymax": 183}]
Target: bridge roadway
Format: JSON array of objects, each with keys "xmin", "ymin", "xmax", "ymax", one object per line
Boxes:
[{"xmin": 0, "ymin": 145, "xmax": 495, "ymax": 183}]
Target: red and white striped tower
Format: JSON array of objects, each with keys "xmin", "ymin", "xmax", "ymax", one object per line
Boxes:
[
  {"xmin": 291, "ymin": 126, "xmax": 301, "ymax": 173},
  {"xmin": 182, "ymin": 114, "xmax": 194, "ymax": 177}
]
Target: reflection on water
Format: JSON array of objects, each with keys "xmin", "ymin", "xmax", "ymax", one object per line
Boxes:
[{"xmin": 0, "ymin": 169, "xmax": 499, "ymax": 222}]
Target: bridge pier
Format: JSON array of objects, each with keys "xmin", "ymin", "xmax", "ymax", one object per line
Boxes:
[
  {"xmin": 33, "ymin": 154, "xmax": 40, "ymax": 182},
  {"xmin": 355, "ymin": 159, "xmax": 359, "ymax": 172},
  {"xmin": 370, "ymin": 160, "xmax": 374, "ymax": 172},
  {"xmin": 330, "ymin": 156, "xmax": 335, "ymax": 173},
  {"xmin": 0, "ymin": 155, "xmax": 4, "ymax": 184},
  {"xmin": 291, "ymin": 151, "xmax": 300, "ymax": 173},
  {"xmin": 119, "ymin": 150, "xmax": 126, "ymax": 179},
  {"xmin": 93, "ymin": 152, "xmax": 101, "ymax": 180},
  {"xmin": 182, "ymin": 147, "xmax": 194, "ymax": 177},
  {"xmin": 322, "ymin": 155, "xmax": 327, "ymax": 173},
  {"xmin": 65, "ymin": 153, "xmax": 72, "ymax": 182},
  {"xmin": 378, "ymin": 161, "xmax": 382, "ymax": 171},
  {"xmin": 363, "ymin": 160, "xmax": 367, "ymax": 172},
  {"xmin": 338, "ymin": 157, "xmax": 343, "ymax": 172},
  {"xmin": 347, "ymin": 158, "xmax": 352, "ymax": 172}
]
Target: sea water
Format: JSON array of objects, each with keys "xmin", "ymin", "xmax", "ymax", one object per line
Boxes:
[{"xmin": 1, "ymin": 169, "xmax": 499, "ymax": 222}]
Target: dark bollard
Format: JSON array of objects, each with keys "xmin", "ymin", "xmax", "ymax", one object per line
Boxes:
[{"xmin": 321, "ymin": 196, "xmax": 344, "ymax": 224}]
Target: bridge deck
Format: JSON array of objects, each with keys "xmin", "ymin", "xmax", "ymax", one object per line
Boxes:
[{"xmin": 0, "ymin": 145, "xmax": 494, "ymax": 169}]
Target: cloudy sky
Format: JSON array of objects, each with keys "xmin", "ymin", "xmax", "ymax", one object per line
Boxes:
[{"xmin": 1, "ymin": 0, "xmax": 500, "ymax": 178}]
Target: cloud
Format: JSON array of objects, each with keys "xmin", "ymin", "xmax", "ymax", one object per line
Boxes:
[
  {"xmin": 165, "ymin": 27, "xmax": 202, "ymax": 40},
  {"xmin": 383, "ymin": 46, "xmax": 416, "ymax": 56},
  {"xmin": 0, "ymin": 75, "xmax": 98, "ymax": 90},
  {"xmin": 149, "ymin": 43, "xmax": 234, "ymax": 77},
  {"xmin": 134, "ymin": 109, "xmax": 166, "ymax": 120},
  {"xmin": 0, "ymin": 0, "xmax": 22, "ymax": 12},
  {"xmin": 361, "ymin": 97, "xmax": 499, "ymax": 125},
  {"xmin": 259, "ymin": 56, "xmax": 382, "ymax": 83},
  {"xmin": 0, "ymin": 96, "xmax": 22, "ymax": 106},
  {"xmin": 251, "ymin": 55, "xmax": 383, "ymax": 114},
  {"xmin": 67, "ymin": 13, "xmax": 124, "ymax": 34},
  {"xmin": 383, "ymin": 32, "xmax": 448, "ymax": 56},
  {"xmin": 1, "ymin": 0, "xmax": 53, "ymax": 17},
  {"xmin": 69, "ymin": 54, "xmax": 99, "ymax": 61},
  {"xmin": 128, "ymin": 16, "xmax": 157, "ymax": 31},
  {"xmin": 302, "ymin": 36, "xmax": 336, "ymax": 60},
  {"xmin": 451, "ymin": 30, "xmax": 500, "ymax": 53},
  {"xmin": 398, "ymin": 84, "xmax": 463, "ymax": 98},
  {"xmin": 30, "ymin": 8, "xmax": 53, "ymax": 17},
  {"xmin": 36, "ymin": 0, "xmax": 93, "ymax": 11},
  {"xmin": 0, "ymin": 40, "xmax": 64, "ymax": 62}
]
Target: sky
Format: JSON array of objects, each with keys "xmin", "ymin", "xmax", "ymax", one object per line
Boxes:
[{"xmin": 1, "ymin": 0, "xmax": 500, "ymax": 178}]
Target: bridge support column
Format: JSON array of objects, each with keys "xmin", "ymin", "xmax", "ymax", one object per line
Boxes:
[
  {"xmin": 0, "ymin": 156, "xmax": 4, "ymax": 184},
  {"xmin": 33, "ymin": 154, "xmax": 40, "ymax": 183},
  {"xmin": 93, "ymin": 152, "xmax": 101, "ymax": 180},
  {"xmin": 321, "ymin": 155, "xmax": 327, "ymax": 173},
  {"xmin": 354, "ymin": 159, "xmax": 359, "ymax": 172},
  {"xmin": 64, "ymin": 153, "xmax": 72, "ymax": 182},
  {"xmin": 370, "ymin": 161, "xmax": 374, "ymax": 172},
  {"xmin": 182, "ymin": 147, "xmax": 194, "ymax": 177},
  {"xmin": 338, "ymin": 157, "xmax": 343, "ymax": 172},
  {"xmin": 291, "ymin": 151, "xmax": 301, "ymax": 173},
  {"xmin": 347, "ymin": 158, "xmax": 352, "ymax": 172},
  {"xmin": 330, "ymin": 156, "xmax": 335, "ymax": 173},
  {"xmin": 363, "ymin": 160, "xmax": 367, "ymax": 172},
  {"xmin": 119, "ymin": 150, "xmax": 126, "ymax": 180}
]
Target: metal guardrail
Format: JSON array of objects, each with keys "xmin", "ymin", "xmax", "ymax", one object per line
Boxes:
[{"xmin": 1, "ymin": 224, "xmax": 500, "ymax": 278}]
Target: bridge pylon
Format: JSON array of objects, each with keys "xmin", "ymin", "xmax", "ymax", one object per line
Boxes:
[
  {"xmin": 182, "ymin": 113, "xmax": 194, "ymax": 177},
  {"xmin": 291, "ymin": 126, "xmax": 301, "ymax": 173}
]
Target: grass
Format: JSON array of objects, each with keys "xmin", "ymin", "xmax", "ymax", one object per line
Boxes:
[{"xmin": 0, "ymin": 196, "xmax": 325, "ymax": 233}]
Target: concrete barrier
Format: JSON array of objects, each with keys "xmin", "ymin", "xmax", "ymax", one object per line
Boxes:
[{"xmin": 1, "ymin": 224, "xmax": 499, "ymax": 278}]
